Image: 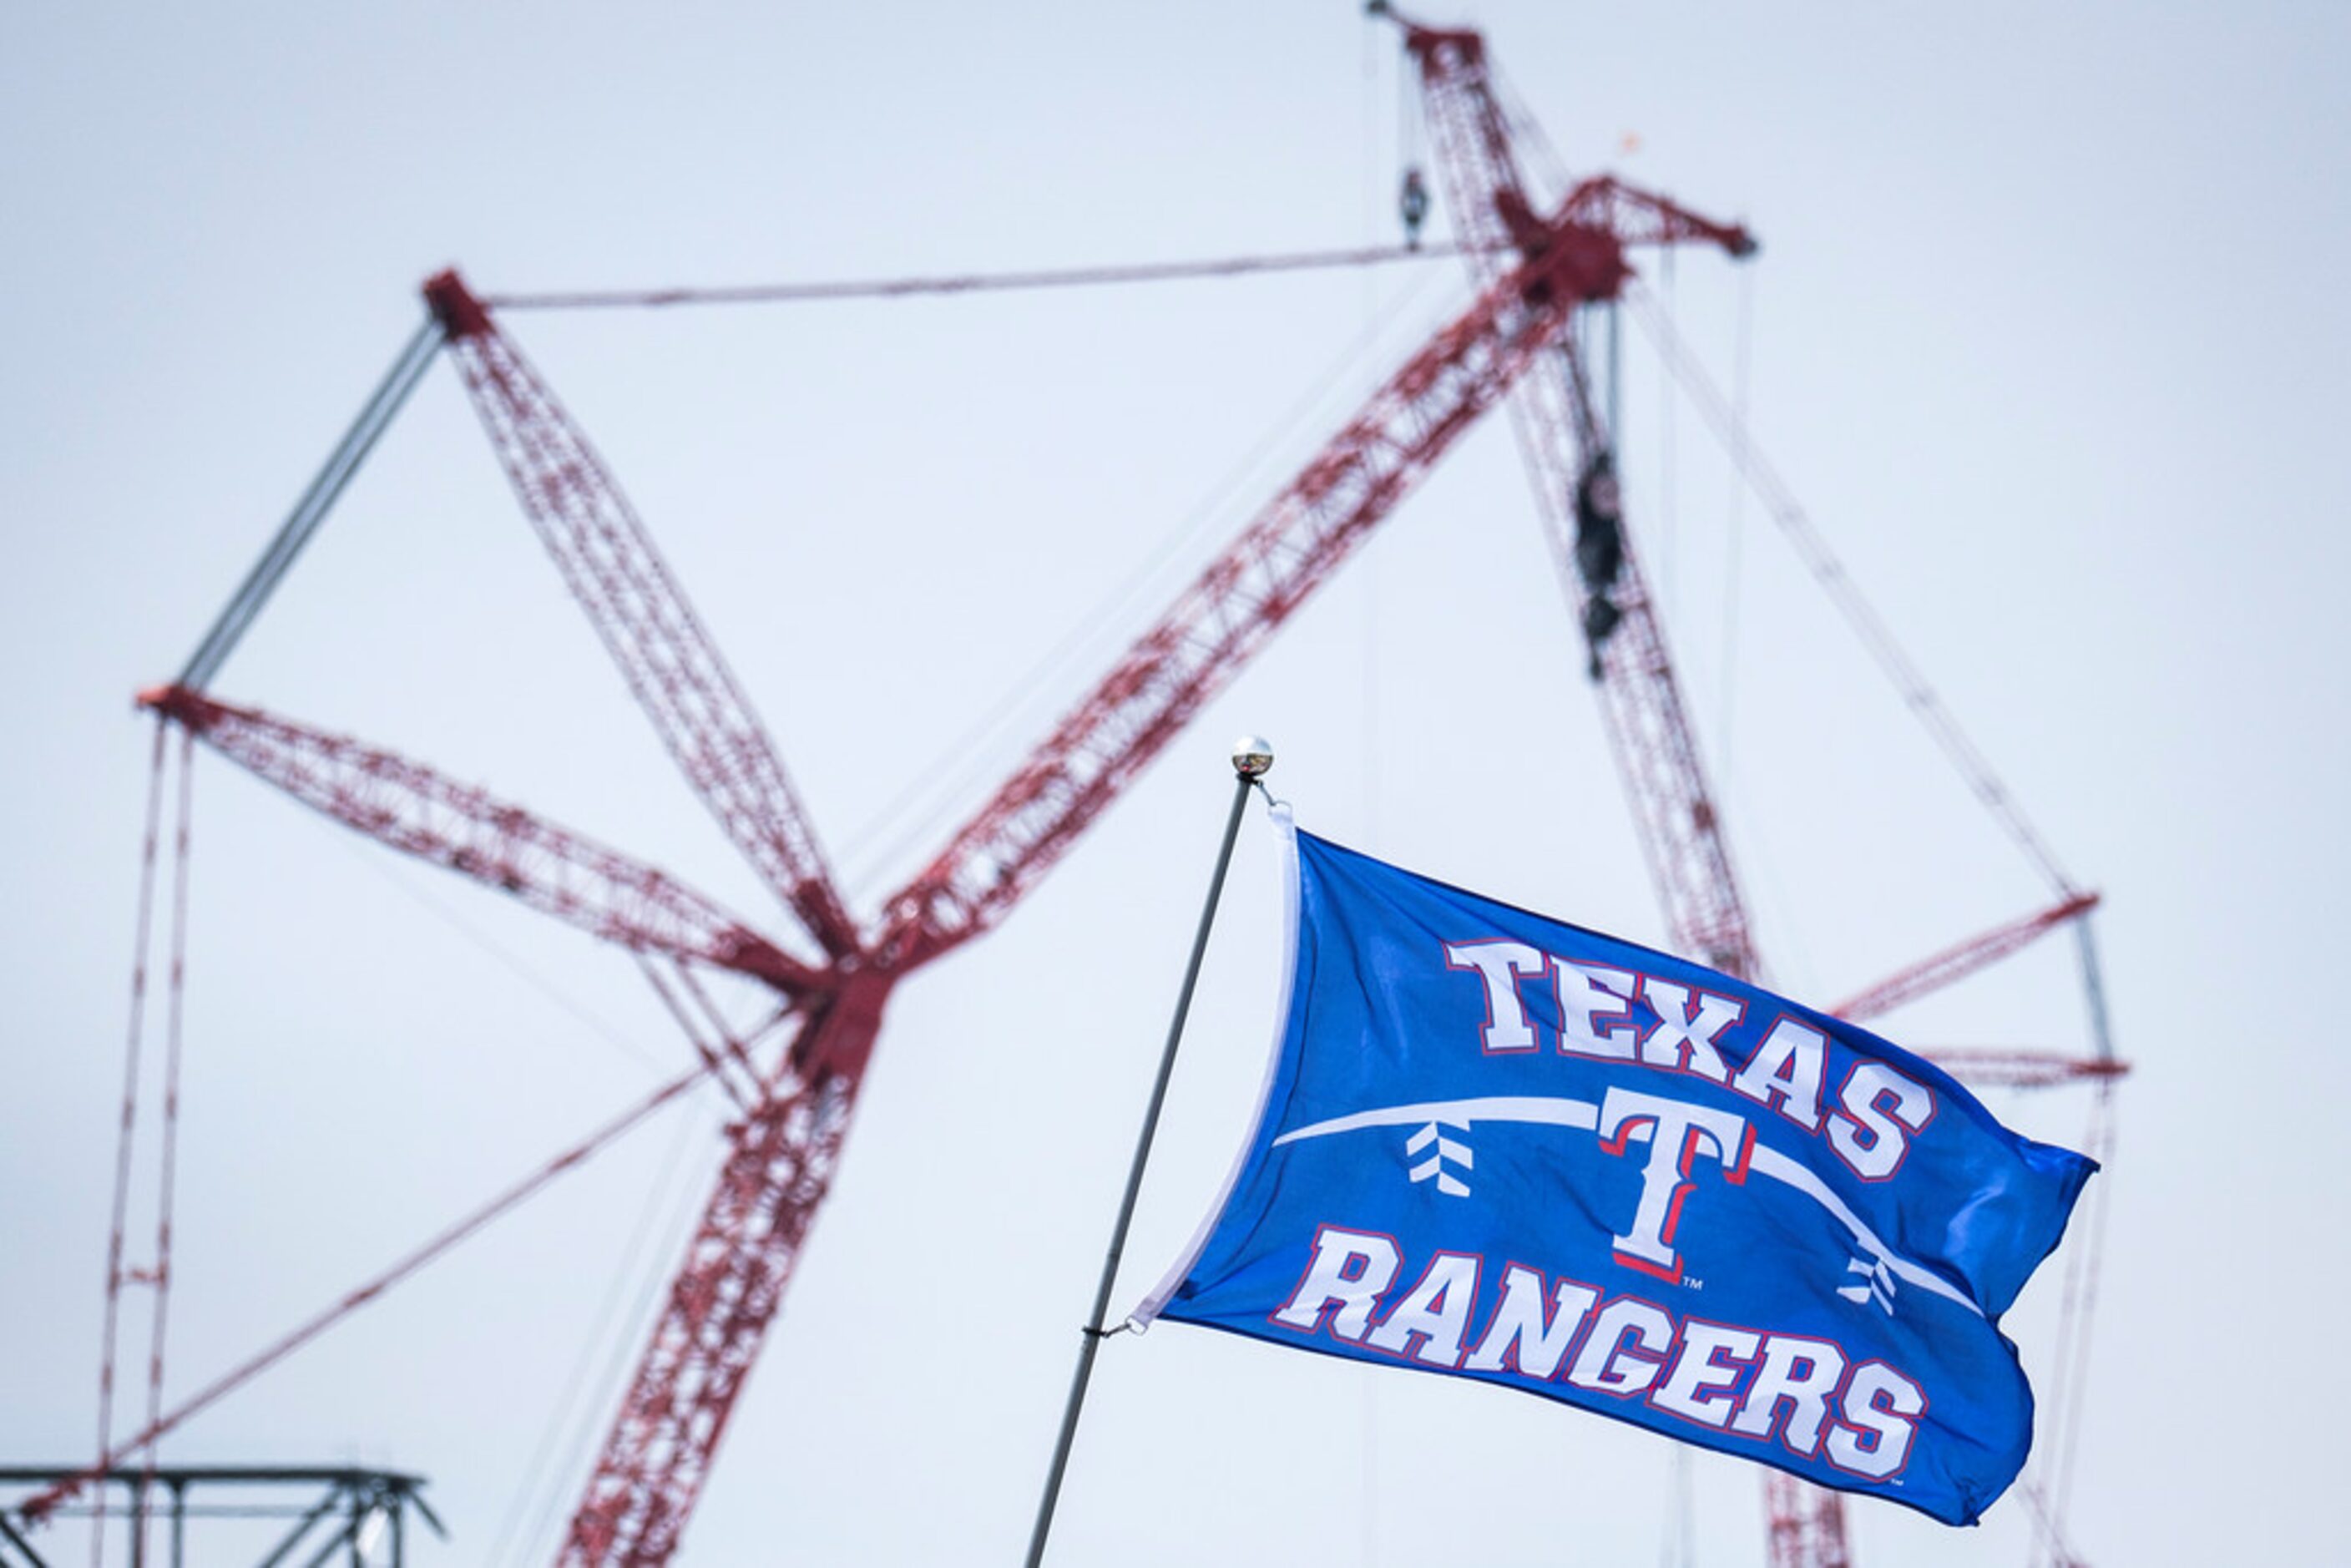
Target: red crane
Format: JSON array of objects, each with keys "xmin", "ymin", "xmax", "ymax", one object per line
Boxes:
[
  {"xmin": 120, "ymin": 175, "xmax": 1754, "ymax": 1558},
  {"xmin": 50, "ymin": 13, "xmax": 2117, "ymax": 1565}
]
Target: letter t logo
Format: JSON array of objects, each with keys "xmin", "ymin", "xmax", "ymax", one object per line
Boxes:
[{"xmin": 1595, "ymin": 1086, "xmax": 1755, "ymax": 1285}]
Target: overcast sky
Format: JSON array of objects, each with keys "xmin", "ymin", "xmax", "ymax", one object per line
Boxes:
[{"xmin": 4, "ymin": 2, "xmax": 2347, "ymax": 1563}]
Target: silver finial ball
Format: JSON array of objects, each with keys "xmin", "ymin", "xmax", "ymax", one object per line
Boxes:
[{"xmin": 1231, "ymin": 736, "xmax": 1275, "ymax": 778}]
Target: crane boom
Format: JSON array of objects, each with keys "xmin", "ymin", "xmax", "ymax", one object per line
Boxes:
[
  {"xmin": 138, "ymin": 685, "xmax": 819, "ymax": 998},
  {"xmin": 1913, "ymin": 1050, "xmax": 2128, "ymax": 1091},
  {"xmin": 557, "ymin": 979, "xmax": 884, "ymax": 1567},
  {"xmin": 423, "ymin": 271, "xmax": 859, "ymax": 963},
  {"xmin": 1833, "ymin": 893, "xmax": 2101, "ymax": 1024},
  {"xmin": 875, "ymin": 230, "xmax": 1600, "ymax": 969}
]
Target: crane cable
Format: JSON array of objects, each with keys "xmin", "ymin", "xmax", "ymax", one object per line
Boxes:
[
  {"xmin": 2036, "ymin": 1081, "xmax": 2117, "ymax": 1568},
  {"xmin": 1656, "ymin": 247, "xmax": 1680, "ymax": 609},
  {"xmin": 88, "ymin": 725, "xmax": 195, "ymax": 1567},
  {"xmin": 522, "ymin": 1112, "xmax": 718, "ymax": 1562},
  {"xmin": 134, "ymin": 730, "xmax": 195, "ymax": 1557},
  {"xmin": 484, "ymin": 1095, "xmax": 710, "ymax": 1565},
  {"xmin": 481, "ymin": 243, "xmax": 1478, "ymax": 316},
  {"xmin": 1624, "ymin": 281, "xmax": 2081, "ymax": 899},
  {"xmin": 1717, "ymin": 264, "xmax": 1754, "ymax": 788},
  {"xmin": 1627, "ymin": 276, "xmax": 2118, "ymax": 1565},
  {"xmin": 91, "ymin": 723, "xmax": 167, "ymax": 1567},
  {"xmin": 830, "ymin": 258, "xmax": 1464, "ymax": 897}
]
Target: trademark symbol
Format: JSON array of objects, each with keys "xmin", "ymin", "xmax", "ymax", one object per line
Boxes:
[{"xmin": 1684, "ymin": 1276, "xmax": 1704, "ymax": 1290}]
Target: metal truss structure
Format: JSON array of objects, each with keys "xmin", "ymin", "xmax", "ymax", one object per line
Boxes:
[
  {"xmin": 38, "ymin": 11, "xmax": 2121, "ymax": 1566},
  {"xmin": 0, "ymin": 1467, "xmax": 441, "ymax": 1568}
]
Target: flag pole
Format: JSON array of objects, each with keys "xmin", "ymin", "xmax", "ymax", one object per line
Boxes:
[{"xmin": 1024, "ymin": 735, "xmax": 1275, "ymax": 1568}]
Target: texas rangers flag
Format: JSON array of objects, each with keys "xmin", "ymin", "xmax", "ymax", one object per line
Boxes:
[{"xmin": 1135, "ymin": 813, "xmax": 2094, "ymax": 1526}]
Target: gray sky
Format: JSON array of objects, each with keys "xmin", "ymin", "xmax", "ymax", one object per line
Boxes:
[{"xmin": 4, "ymin": 2, "xmax": 2346, "ymax": 1562}]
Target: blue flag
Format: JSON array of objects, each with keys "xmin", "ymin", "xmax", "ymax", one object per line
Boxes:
[{"xmin": 1136, "ymin": 816, "xmax": 2094, "ymax": 1527}]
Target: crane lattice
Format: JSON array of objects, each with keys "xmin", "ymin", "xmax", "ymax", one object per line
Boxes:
[{"xmin": 39, "ymin": 13, "xmax": 2121, "ymax": 1567}]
